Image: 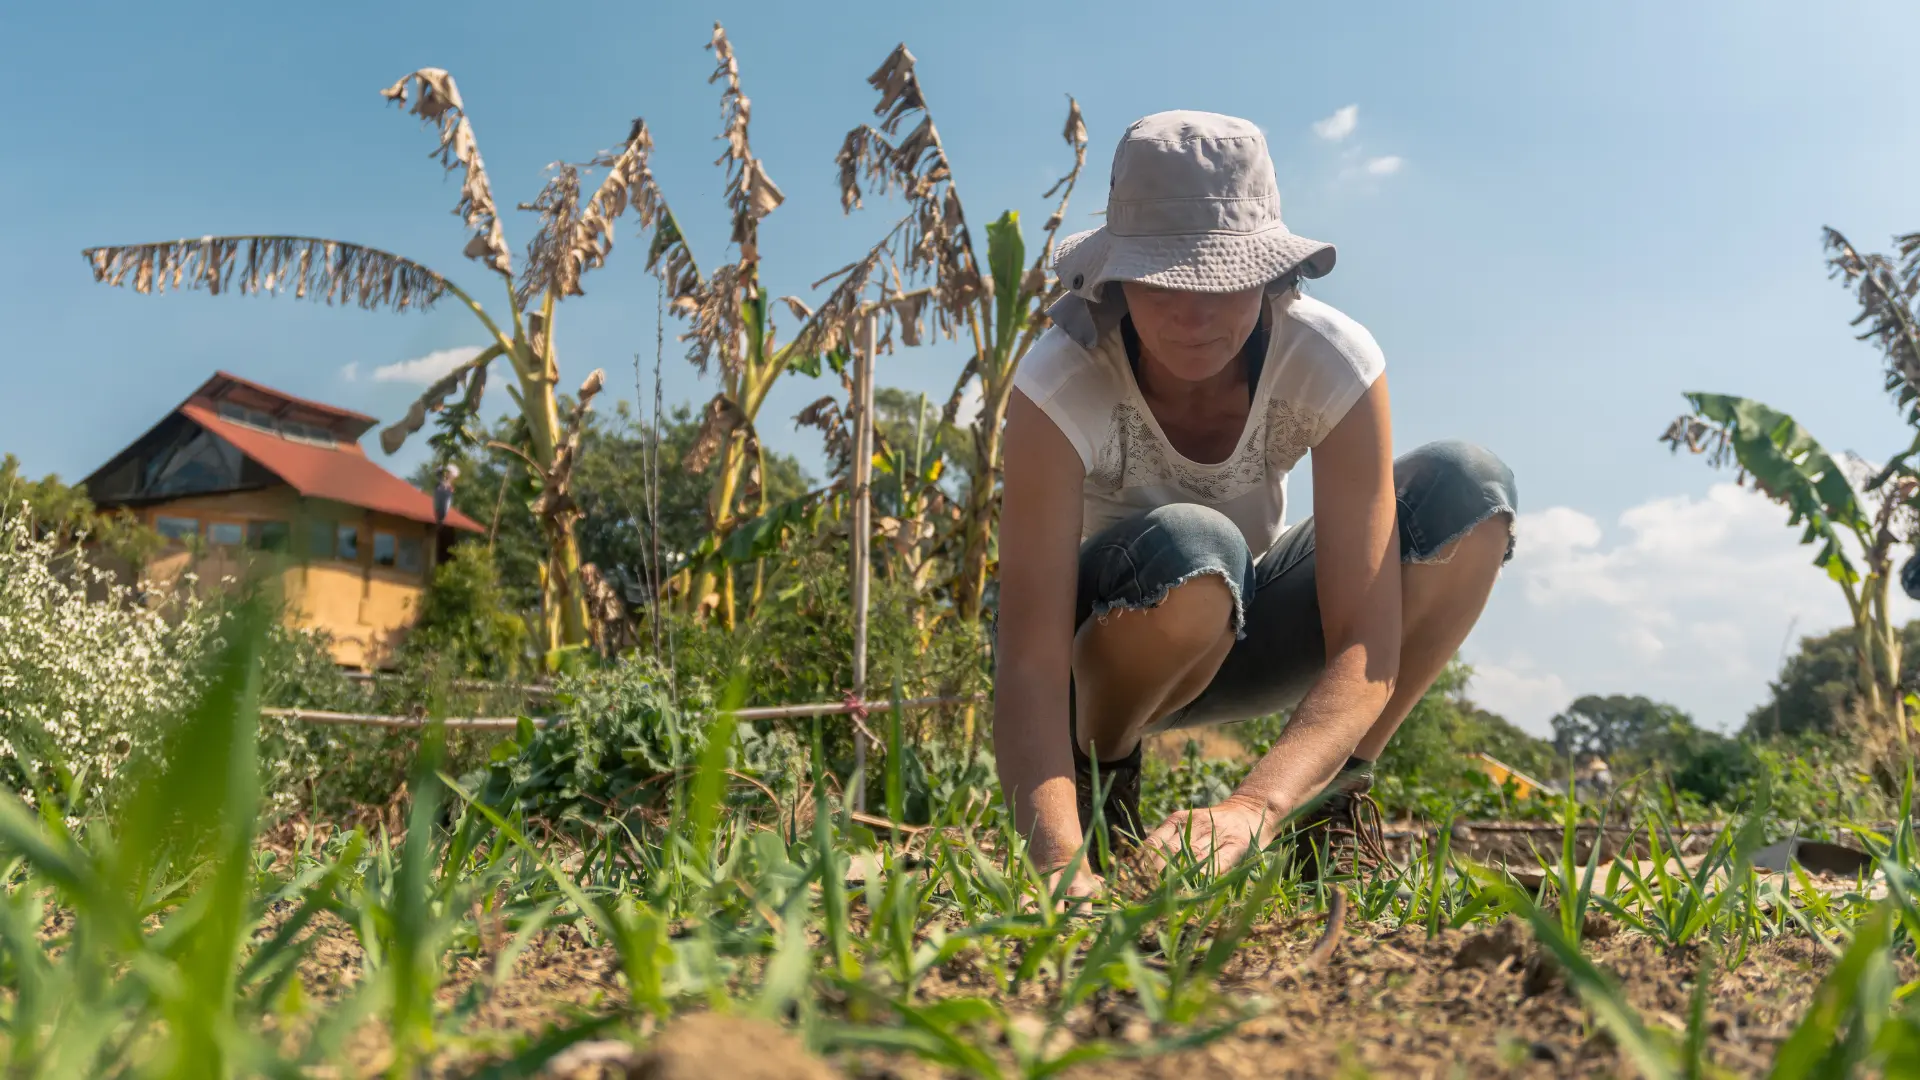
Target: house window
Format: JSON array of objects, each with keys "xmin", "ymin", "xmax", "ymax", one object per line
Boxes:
[
  {"xmin": 397, "ymin": 536, "xmax": 425, "ymax": 575},
  {"xmin": 306, "ymin": 520, "xmax": 333, "ymax": 560},
  {"xmin": 248, "ymin": 521, "xmax": 290, "ymax": 552},
  {"xmin": 207, "ymin": 522, "xmax": 245, "ymax": 547},
  {"xmin": 155, "ymin": 515, "xmax": 199, "ymax": 543},
  {"xmin": 373, "ymin": 531, "xmax": 397, "ymax": 568},
  {"xmin": 336, "ymin": 525, "xmax": 360, "ymax": 562}
]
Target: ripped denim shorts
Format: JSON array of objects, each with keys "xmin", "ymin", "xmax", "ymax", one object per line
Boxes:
[{"xmin": 1074, "ymin": 440, "xmax": 1518, "ymax": 731}]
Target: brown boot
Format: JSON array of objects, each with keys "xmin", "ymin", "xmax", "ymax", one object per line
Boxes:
[
  {"xmin": 1073, "ymin": 740, "xmax": 1144, "ymax": 873},
  {"xmin": 1295, "ymin": 773, "xmax": 1391, "ymax": 881}
]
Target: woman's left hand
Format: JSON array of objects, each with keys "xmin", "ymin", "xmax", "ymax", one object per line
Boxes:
[{"xmin": 1139, "ymin": 794, "xmax": 1279, "ymax": 875}]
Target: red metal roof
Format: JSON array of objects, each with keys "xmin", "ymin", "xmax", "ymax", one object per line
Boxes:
[
  {"xmin": 196, "ymin": 370, "xmax": 380, "ymax": 439},
  {"xmin": 179, "ymin": 402, "xmax": 484, "ymax": 532}
]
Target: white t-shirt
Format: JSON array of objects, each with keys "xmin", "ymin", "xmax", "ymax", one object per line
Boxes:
[{"xmin": 1012, "ymin": 292, "xmax": 1386, "ymax": 553}]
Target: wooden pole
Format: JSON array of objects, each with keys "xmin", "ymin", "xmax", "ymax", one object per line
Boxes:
[
  {"xmin": 730, "ymin": 694, "xmax": 984, "ymax": 722},
  {"xmin": 263, "ymin": 693, "xmax": 987, "ymax": 731},
  {"xmin": 849, "ymin": 314, "xmax": 877, "ymax": 812},
  {"xmin": 260, "ymin": 708, "xmax": 552, "ymax": 731}
]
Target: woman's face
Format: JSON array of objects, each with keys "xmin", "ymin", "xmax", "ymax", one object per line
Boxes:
[{"xmin": 1120, "ymin": 281, "xmax": 1265, "ymax": 383}]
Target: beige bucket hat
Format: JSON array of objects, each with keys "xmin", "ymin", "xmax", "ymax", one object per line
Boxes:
[{"xmin": 1049, "ymin": 111, "xmax": 1334, "ymax": 345}]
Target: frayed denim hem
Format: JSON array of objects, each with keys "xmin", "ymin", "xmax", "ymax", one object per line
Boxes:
[
  {"xmin": 1087, "ymin": 565, "xmax": 1248, "ymax": 641},
  {"xmin": 1405, "ymin": 505, "xmax": 1516, "ymax": 566}
]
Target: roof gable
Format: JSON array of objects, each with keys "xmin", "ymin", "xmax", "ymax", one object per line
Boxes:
[{"xmin": 83, "ymin": 373, "xmax": 484, "ymax": 533}]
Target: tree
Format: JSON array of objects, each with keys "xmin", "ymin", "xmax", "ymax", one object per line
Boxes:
[
  {"xmin": 835, "ymin": 46, "xmax": 1089, "ymax": 620},
  {"xmin": 82, "ymin": 68, "xmax": 690, "ymax": 660},
  {"xmin": 1550, "ymin": 694, "xmax": 1699, "ymax": 764},
  {"xmin": 1663, "ymin": 226, "xmax": 1920, "ymax": 767},
  {"xmin": 1744, "ymin": 620, "xmax": 1920, "ymax": 739},
  {"xmin": 1549, "ymin": 694, "xmax": 1755, "ymax": 804},
  {"xmin": 1, "ymin": 454, "xmax": 159, "ymax": 563}
]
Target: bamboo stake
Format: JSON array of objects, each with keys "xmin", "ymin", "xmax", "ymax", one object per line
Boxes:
[
  {"xmin": 341, "ymin": 671, "xmax": 555, "ymax": 697},
  {"xmin": 262, "ymin": 694, "xmax": 986, "ymax": 731},
  {"xmin": 260, "ymin": 708, "xmax": 553, "ymax": 731},
  {"xmin": 729, "ymin": 694, "xmax": 983, "ymax": 722},
  {"xmin": 849, "ymin": 314, "xmax": 877, "ymax": 812}
]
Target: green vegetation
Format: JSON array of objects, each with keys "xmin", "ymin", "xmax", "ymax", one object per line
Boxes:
[
  {"xmin": 3, "ymin": 598, "xmax": 1919, "ymax": 1075},
  {"xmin": 15, "ymin": 26, "xmax": 1920, "ymax": 1080}
]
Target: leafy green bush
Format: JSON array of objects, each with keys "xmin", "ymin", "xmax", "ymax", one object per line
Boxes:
[
  {"xmin": 1724, "ymin": 736, "xmax": 1892, "ymax": 838},
  {"xmin": 473, "ymin": 657, "xmax": 738, "ymax": 831},
  {"xmin": 395, "ymin": 542, "xmax": 529, "ymax": 681}
]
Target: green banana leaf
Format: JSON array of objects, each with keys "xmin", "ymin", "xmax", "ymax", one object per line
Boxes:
[
  {"xmin": 987, "ymin": 211, "xmax": 1027, "ymax": 362},
  {"xmin": 1680, "ymin": 392, "xmax": 1871, "ymax": 584}
]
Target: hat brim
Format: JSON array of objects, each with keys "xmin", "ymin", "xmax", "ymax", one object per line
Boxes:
[{"xmin": 1053, "ymin": 224, "xmax": 1335, "ymax": 299}]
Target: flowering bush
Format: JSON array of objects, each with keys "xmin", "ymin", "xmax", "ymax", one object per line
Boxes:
[{"xmin": 0, "ymin": 508, "xmax": 213, "ymax": 810}]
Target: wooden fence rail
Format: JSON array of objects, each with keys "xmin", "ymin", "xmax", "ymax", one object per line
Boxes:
[{"xmin": 261, "ymin": 693, "xmax": 987, "ymax": 732}]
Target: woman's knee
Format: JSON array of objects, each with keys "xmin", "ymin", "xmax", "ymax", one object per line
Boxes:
[
  {"xmin": 1082, "ymin": 503, "xmax": 1253, "ymax": 637},
  {"xmin": 1394, "ymin": 441, "xmax": 1518, "ymax": 566},
  {"xmin": 1106, "ymin": 571, "xmax": 1237, "ymax": 650}
]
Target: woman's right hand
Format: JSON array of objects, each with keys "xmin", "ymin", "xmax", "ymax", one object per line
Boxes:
[
  {"xmin": 1041, "ymin": 859, "xmax": 1104, "ymax": 911},
  {"xmin": 993, "ymin": 389, "xmax": 1094, "ymax": 912}
]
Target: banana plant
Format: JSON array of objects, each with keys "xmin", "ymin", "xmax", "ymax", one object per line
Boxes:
[
  {"xmin": 836, "ymin": 46, "xmax": 1089, "ymax": 621},
  {"xmin": 1664, "ymin": 227, "xmax": 1920, "ymax": 769},
  {"xmin": 82, "ymin": 68, "xmax": 693, "ymax": 658},
  {"xmin": 653, "ymin": 25, "xmax": 932, "ymax": 629},
  {"xmin": 1663, "ymin": 394, "xmax": 1915, "ymax": 762},
  {"xmin": 871, "ymin": 390, "xmax": 955, "ymax": 599}
]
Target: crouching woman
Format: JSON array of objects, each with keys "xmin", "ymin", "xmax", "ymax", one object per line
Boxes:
[{"xmin": 992, "ymin": 111, "xmax": 1517, "ymax": 895}]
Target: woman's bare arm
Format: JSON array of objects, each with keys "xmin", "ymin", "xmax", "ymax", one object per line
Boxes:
[
  {"xmin": 993, "ymin": 390, "xmax": 1088, "ymax": 872},
  {"xmin": 1230, "ymin": 376, "xmax": 1402, "ymax": 821}
]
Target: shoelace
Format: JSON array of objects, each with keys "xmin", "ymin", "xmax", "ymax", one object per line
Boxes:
[{"xmin": 1330, "ymin": 787, "xmax": 1393, "ymax": 870}]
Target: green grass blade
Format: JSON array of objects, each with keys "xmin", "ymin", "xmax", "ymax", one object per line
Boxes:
[{"xmin": 1768, "ymin": 903, "xmax": 1896, "ymax": 1079}]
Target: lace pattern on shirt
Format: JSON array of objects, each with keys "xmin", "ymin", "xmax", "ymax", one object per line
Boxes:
[{"xmin": 1087, "ymin": 396, "xmax": 1328, "ymax": 500}]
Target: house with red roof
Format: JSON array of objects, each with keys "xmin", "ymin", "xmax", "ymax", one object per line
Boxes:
[{"xmin": 83, "ymin": 371, "xmax": 484, "ymax": 668}]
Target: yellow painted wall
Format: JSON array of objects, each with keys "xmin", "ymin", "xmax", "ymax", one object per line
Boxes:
[{"xmin": 137, "ymin": 488, "xmax": 440, "ymax": 669}]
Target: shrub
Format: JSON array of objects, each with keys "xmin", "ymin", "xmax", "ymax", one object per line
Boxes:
[
  {"xmin": 0, "ymin": 507, "xmax": 212, "ymax": 811},
  {"xmin": 473, "ymin": 656, "xmax": 738, "ymax": 832},
  {"xmin": 396, "ymin": 542, "xmax": 529, "ymax": 680}
]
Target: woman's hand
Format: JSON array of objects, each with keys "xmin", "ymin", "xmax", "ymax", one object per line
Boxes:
[
  {"xmin": 993, "ymin": 391, "xmax": 1090, "ymax": 885},
  {"xmin": 1139, "ymin": 793, "xmax": 1280, "ymax": 875},
  {"xmin": 1040, "ymin": 860, "xmax": 1105, "ymax": 911}
]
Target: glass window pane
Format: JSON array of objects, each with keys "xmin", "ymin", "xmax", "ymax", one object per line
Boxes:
[
  {"xmin": 397, "ymin": 537, "xmax": 425, "ymax": 575},
  {"xmin": 307, "ymin": 520, "xmax": 333, "ymax": 560},
  {"xmin": 207, "ymin": 522, "xmax": 244, "ymax": 547},
  {"xmin": 248, "ymin": 521, "xmax": 290, "ymax": 552},
  {"xmin": 155, "ymin": 516, "xmax": 198, "ymax": 543},
  {"xmin": 336, "ymin": 525, "xmax": 359, "ymax": 562},
  {"xmin": 373, "ymin": 532, "xmax": 397, "ymax": 568}
]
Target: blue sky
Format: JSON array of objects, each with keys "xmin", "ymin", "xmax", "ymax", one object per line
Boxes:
[{"xmin": 7, "ymin": 0, "xmax": 1920, "ymax": 732}]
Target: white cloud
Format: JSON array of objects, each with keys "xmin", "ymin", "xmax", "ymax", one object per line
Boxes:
[
  {"xmin": 372, "ymin": 345, "xmax": 488, "ymax": 385},
  {"xmin": 1312, "ymin": 104, "xmax": 1359, "ymax": 142},
  {"xmin": 1462, "ymin": 482, "xmax": 1915, "ymax": 735},
  {"xmin": 1468, "ymin": 661, "xmax": 1573, "ymax": 729},
  {"xmin": 340, "ymin": 362, "xmax": 359, "ymax": 382},
  {"xmin": 1364, "ymin": 155, "xmax": 1404, "ymax": 176}
]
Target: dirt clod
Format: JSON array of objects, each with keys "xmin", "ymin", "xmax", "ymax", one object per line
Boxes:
[
  {"xmin": 632, "ymin": 1014, "xmax": 838, "ymax": 1080},
  {"xmin": 1522, "ymin": 950, "xmax": 1564, "ymax": 998},
  {"xmin": 1451, "ymin": 917, "xmax": 1528, "ymax": 970},
  {"xmin": 1583, "ymin": 913, "xmax": 1619, "ymax": 940}
]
